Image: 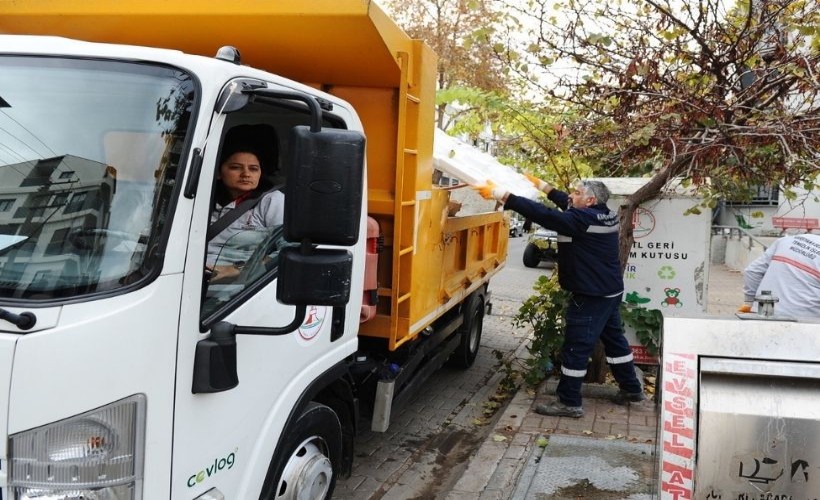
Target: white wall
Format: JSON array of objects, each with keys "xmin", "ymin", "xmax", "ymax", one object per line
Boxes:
[
  {"xmin": 721, "ymin": 234, "xmax": 778, "ymax": 271},
  {"xmin": 774, "ymin": 184, "xmax": 820, "ymax": 220}
]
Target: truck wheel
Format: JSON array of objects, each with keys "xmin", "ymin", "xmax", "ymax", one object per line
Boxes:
[
  {"xmin": 264, "ymin": 402, "xmax": 342, "ymax": 500},
  {"xmin": 450, "ymin": 293, "xmax": 484, "ymax": 369},
  {"xmin": 522, "ymin": 244, "xmax": 540, "ymax": 268}
]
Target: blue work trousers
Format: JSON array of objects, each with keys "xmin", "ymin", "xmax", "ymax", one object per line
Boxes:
[{"xmin": 556, "ymin": 292, "xmax": 642, "ymax": 407}]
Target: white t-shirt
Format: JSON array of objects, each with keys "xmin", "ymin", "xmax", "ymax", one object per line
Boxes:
[{"xmin": 743, "ymin": 234, "xmax": 820, "ymax": 318}]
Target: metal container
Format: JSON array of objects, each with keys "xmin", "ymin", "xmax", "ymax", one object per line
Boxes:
[{"xmin": 659, "ymin": 316, "xmax": 820, "ymax": 499}]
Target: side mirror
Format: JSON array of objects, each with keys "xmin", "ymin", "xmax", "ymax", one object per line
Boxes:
[
  {"xmin": 277, "ymin": 246, "xmax": 352, "ymax": 307},
  {"xmin": 283, "ymin": 126, "xmax": 365, "ymax": 246}
]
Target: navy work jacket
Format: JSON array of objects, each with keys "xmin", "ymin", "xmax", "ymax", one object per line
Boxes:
[{"xmin": 505, "ymin": 190, "xmax": 624, "ymax": 297}]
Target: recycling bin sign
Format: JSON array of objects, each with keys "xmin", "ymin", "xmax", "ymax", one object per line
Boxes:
[{"xmin": 599, "ymin": 178, "xmax": 712, "ymax": 364}]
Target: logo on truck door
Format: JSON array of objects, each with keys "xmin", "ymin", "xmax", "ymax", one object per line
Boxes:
[
  {"xmin": 187, "ymin": 449, "xmax": 237, "ymax": 487},
  {"xmin": 298, "ymin": 306, "xmax": 327, "ymax": 341}
]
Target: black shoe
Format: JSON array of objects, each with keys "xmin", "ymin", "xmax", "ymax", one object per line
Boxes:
[{"xmin": 612, "ymin": 390, "xmax": 647, "ymax": 405}]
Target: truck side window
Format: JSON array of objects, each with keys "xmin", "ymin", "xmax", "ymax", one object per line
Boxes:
[
  {"xmin": 198, "ymin": 94, "xmax": 349, "ymax": 324},
  {"xmin": 202, "ymin": 124, "xmax": 283, "ymax": 318},
  {"xmin": 202, "ymin": 224, "xmax": 286, "ymax": 317}
]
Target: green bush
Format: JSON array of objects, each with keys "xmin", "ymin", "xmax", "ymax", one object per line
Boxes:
[
  {"xmin": 620, "ymin": 303, "xmax": 662, "ymax": 356},
  {"xmin": 512, "ymin": 273, "xmax": 569, "ymax": 386}
]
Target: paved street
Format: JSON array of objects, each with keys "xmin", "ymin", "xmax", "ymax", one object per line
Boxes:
[{"xmin": 335, "ymin": 235, "xmax": 545, "ymax": 499}]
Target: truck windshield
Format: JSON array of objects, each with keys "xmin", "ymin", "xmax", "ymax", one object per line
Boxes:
[{"xmin": 0, "ymin": 56, "xmax": 195, "ymax": 301}]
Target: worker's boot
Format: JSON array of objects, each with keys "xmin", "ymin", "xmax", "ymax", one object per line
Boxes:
[
  {"xmin": 611, "ymin": 389, "xmax": 647, "ymax": 405},
  {"xmin": 534, "ymin": 399, "xmax": 583, "ymax": 418}
]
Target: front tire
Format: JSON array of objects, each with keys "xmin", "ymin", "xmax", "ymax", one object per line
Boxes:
[
  {"xmin": 449, "ymin": 292, "xmax": 484, "ymax": 369},
  {"xmin": 522, "ymin": 243, "xmax": 540, "ymax": 268},
  {"xmin": 262, "ymin": 402, "xmax": 342, "ymax": 500}
]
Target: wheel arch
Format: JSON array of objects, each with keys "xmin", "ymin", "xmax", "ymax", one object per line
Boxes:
[{"xmin": 258, "ymin": 360, "xmax": 357, "ymax": 499}]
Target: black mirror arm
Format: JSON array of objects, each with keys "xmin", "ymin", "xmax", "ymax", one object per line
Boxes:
[
  {"xmin": 231, "ymin": 304, "xmax": 307, "ymax": 336},
  {"xmin": 245, "ymin": 89, "xmax": 322, "ymax": 132},
  {"xmin": 0, "ymin": 307, "xmax": 36, "ymax": 330}
]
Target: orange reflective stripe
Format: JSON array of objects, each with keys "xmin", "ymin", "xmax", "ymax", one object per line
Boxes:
[{"xmin": 772, "ymin": 255, "xmax": 820, "ymax": 281}]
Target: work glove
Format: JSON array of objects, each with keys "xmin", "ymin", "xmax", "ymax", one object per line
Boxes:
[
  {"xmin": 524, "ymin": 173, "xmax": 550, "ymax": 193},
  {"xmin": 475, "ymin": 180, "xmax": 508, "ymax": 202},
  {"xmin": 737, "ymin": 302, "xmax": 753, "ymax": 313}
]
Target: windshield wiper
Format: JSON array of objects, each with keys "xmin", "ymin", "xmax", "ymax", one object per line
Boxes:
[{"xmin": 0, "ymin": 307, "xmax": 36, "ymax": 330}]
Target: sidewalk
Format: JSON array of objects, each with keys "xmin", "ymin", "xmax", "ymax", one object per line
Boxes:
[{"xmin": 444, "ymin": 263, "xmax": 743, "ymax": 499}]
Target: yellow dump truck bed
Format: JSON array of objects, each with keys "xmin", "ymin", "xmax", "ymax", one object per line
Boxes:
[{"xmin": 0, "ymin": 0, "xmax": 508, "ymax": 350}]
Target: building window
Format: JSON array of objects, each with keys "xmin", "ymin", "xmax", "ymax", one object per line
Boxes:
[
  {"xmin": 46, "ymin": 228, "xmax": 70, "ymax": 255},
  {"xmin": 14, "ymin": 206, "xmax": 45, "ymax": 219},
  {"xmin": 59, "ymin": 171, "xmax": 75, "ymax": 179},
  {"xmin": 31, "ymin": 270, "xmax": 53, "ymax": 287},
  {"xmin": 64, "ymin": 192, "xmax": 88, "ymax": 213},
  {"xmin": 726, "ymin": 185, "xmax": 779, "ymax": 206},
  {"xmin": 52, "ymin": 192, "xmax": 69, "ymax": 206},
  {"xmin": 0, "ymin": 198, "xmax": 14, "ymax": 211}
]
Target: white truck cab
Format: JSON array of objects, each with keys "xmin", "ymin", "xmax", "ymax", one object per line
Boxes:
[
  {"xmin": 0, "ymin": 36, "xmax": 367, "ymax": 499},
  {"xmin": 0, "ymin": 4, "xmax": 510, "ymax": 498}
]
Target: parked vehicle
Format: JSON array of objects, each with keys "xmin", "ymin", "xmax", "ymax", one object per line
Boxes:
[
  {"xmin": 0, "ymin": 2, "xmax": 508, "ymax": 499},
  {"xmin": 522, "ymin": 226, "xmax": 559, "ymax": 268},
  {"xmin": 508, "ymin": 214, "xmax": 525, "ymax": 238}
]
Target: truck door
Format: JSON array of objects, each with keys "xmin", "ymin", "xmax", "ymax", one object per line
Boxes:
[{"xmin": 170, "ymin": 80, "xmax": 362, "ymax": 499}]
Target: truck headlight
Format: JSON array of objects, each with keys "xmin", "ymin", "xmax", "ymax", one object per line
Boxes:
[{"xmin": 8, "ymin": 395, "xmax": 146, "ymax": 500}]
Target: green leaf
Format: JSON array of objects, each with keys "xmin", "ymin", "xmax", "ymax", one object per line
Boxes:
[{"xmin": 797, "ymin": 25, "xmax": 817, "ymax": 36}]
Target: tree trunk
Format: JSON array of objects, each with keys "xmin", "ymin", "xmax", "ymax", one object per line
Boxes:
[
  {"xmin": 618, "ymin": 156, "xmax": 692, "ymax": 272},
  {"xmin": 585, "ymin": 341, "xmax": 608, "ymax": 383}
]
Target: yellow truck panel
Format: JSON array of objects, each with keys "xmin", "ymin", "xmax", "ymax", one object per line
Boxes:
[{"xmin": 0, "ymin": 0, "xmax": 508, "ymax": 350}]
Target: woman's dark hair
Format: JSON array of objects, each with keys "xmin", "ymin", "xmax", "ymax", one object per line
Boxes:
[
  {"xmin": 214, "ymin": 124, "xmax": 279, "ymax": 205},
  {"xmin": 218, "ymin": 141, "xmax": 262, "ymax": 168}
]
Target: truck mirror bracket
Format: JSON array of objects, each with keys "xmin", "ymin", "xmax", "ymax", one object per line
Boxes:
[
  {"xmin": 232, "ymin": 305, "xmax": 307, "ymax": 336},
  {"xmin": 192, "ymin": 307, "xmax": 307, "ymax": 394}
]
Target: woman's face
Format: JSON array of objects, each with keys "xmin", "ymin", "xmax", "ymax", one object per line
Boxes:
[{"xmin": 219, "ymin": 152, "xmax": 261, "ymax": 199}]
